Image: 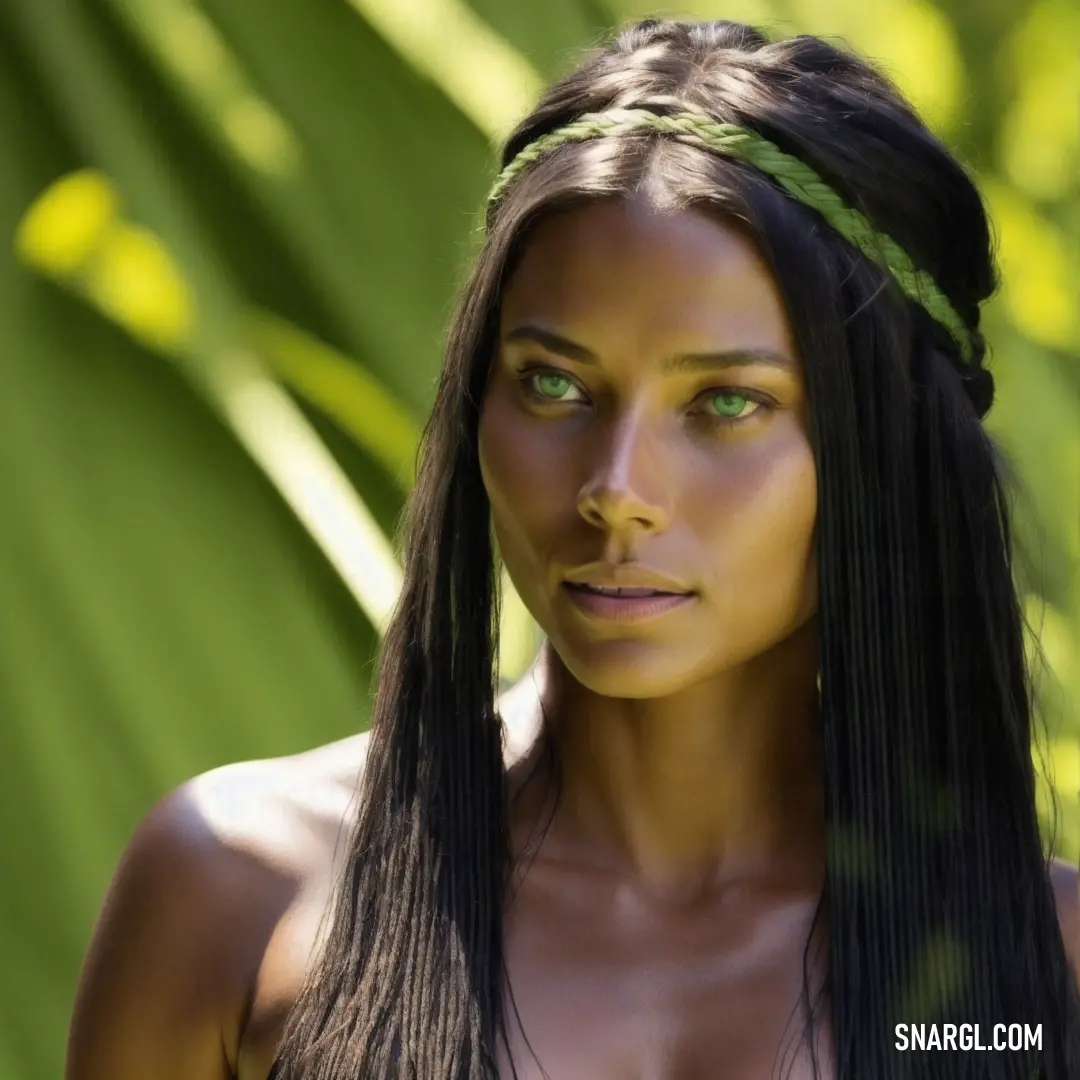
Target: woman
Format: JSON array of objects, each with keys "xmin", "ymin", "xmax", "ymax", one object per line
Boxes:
[{"xmin": 67, "ymin": 17, "xmax": 1080, "ymax": 1080}]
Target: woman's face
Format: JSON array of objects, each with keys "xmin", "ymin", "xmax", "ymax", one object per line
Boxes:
[{"xmin": 478, "ymin": 195, "xmax": 818, "ymax": 698}]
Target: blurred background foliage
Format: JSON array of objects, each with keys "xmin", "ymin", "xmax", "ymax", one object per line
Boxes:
[{"xmin": 0, "ymin": 0, "xmax": 1077, "ymax": 1076}]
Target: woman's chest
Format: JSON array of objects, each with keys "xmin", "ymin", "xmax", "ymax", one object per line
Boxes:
[
  {"xmin": 237, "ymin": 873, "xmax": 831, "ymax": 1080},
  {"xmin": 498, "ymin": 873, "xmax": 832, "ymax": 1080}
]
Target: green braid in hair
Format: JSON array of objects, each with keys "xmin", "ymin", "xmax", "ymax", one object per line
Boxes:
[{"xmin": 488, "ymin": 108, "xmax": 975, "ymax": 363}]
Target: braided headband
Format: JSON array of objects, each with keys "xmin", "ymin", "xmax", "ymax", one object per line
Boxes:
[{"xmin": 488, "ymin": 108, "xmax": 974, "ymax": 363}]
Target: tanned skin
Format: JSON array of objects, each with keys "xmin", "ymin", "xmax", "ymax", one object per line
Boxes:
[{"xmin": 67, "ymin": 197, "xmax": 1080, "ymax": 1080}]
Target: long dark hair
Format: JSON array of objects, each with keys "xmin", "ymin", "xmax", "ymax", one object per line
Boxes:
[{"xmin": 270, "ymin": 19, "xmax": 1080, "ymax": 1079}]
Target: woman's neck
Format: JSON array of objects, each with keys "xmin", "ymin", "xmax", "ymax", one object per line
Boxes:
[{"xmin": 505, "ymin": 628, "xmax": 825, "ymax": 906}]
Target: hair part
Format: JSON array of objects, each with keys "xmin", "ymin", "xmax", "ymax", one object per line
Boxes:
[{"xmin": 269, "ymin": 18, "xmax": 1080, "ymax": 1080}]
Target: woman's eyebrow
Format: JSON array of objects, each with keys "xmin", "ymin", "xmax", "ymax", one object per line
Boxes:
[
  {"xmin": 504, "ymin": 325, "xmax": 595, "ymax": 363},
  {"xmin": 503, "ymin": 324, "xmax": 796, "ymax": 373}
]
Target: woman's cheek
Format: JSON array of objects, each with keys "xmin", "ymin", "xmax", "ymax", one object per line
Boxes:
[{"xmin": 480, "ymin": 393, "xmax": 577, "ymax": 517}]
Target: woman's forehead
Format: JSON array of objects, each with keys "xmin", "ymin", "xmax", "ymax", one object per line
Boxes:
[{"xmin": 500, "ymin": 196, "xmax": 797, "ymax": 361}]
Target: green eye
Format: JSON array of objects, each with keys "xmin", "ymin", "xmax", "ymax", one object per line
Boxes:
[
  {"xmin": 535, "ymin": 372, "xmax": 574, "ymax": 399},
  {"xmin": 708, "ymin": 391, "xmax": 756, "ymax": 419}
]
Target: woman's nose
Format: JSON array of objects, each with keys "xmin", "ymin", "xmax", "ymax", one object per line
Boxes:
[{"xmin": 575, "ymin": 411, "xmax": 673, "ymax": 536}]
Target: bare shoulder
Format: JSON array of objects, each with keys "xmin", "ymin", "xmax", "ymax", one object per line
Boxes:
[
  {"xmin": 185, "ymin": 731, "xmax": 370, "ymax": 871},
  {"xmin": 68, "ymin": 732, "xmax": 371, "ymax": 1080}
]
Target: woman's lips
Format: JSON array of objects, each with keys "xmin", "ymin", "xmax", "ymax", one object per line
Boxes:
[{"xmin": 561, "ymin": 582, "xmax": 695, "ymax": 622}]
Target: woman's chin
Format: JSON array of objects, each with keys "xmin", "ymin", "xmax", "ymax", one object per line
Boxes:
[{"xmin": 552, "ymin": 636, "xmax": 707, "ymax": 699}]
